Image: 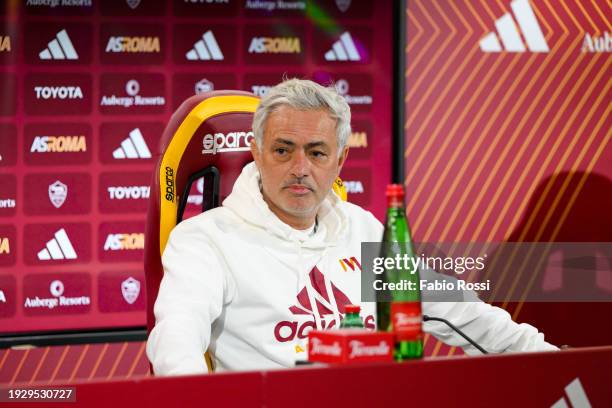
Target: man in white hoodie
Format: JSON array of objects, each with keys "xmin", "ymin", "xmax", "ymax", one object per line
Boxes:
[{"xmin": 147, "ymin": 79, "xmax": 557, "ymax": 376}]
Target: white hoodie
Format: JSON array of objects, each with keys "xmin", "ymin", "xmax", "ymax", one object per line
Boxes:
[{"xmin": 147, "ymin": 162, "xmax": 557, "ymax": 375}]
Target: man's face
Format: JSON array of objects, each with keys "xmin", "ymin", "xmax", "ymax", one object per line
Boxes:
[{"xmin": 251, "ymin": 105, "xmax": 348, "ymax": 229}]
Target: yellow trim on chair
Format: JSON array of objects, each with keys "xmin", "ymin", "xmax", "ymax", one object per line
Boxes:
[{"xmin": 158, "ymin": 95, "xmax": 260, "ymax": 256}]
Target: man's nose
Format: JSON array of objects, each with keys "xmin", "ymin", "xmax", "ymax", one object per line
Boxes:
[{"xmin": 290, "ymin": 150, "xmax": 310, "ymax": 178}]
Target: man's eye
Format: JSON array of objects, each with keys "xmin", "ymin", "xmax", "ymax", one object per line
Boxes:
[
  {"xmin": 311, "ymin": 151, "xmax": 327, "ymax": 158},
  {"xmin": 275, "ymin": 148, "xmax": 287, "ymax": 155}
]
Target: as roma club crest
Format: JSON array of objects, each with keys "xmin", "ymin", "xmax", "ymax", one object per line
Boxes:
[
  {"xmin": 48, "ymin": 180, "xmax": 67, "ymax": 208},
  {"xmin": 126, "ymin": 0, "xmax": 141, "ymax": 10},
  {"xmin": 121, "ymin": 277, "xmax": 141, "ymax": 304},
  {"xmin": 335, "ymin": 0, "xmax": 351, "ymax": 13}
]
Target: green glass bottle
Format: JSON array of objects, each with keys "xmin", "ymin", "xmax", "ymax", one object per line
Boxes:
[
  {"xmin": 340, "ymin": 304, "xmax": 365, "ymax": 328},
  {"xmin": 376, "ymin": 184, "xmax": 423, "ymax": 360}
]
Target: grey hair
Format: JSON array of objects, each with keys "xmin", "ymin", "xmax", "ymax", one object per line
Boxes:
[{"xmin": 252, "ymin": 78, "xmax": 351, "ymax": 156}]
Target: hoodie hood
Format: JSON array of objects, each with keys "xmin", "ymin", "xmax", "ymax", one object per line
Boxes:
[{"xmin": 222, "ymin": 162, "xmax": 348, "ymax": 248}]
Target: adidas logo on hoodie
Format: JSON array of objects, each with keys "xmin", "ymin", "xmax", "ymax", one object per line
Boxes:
[{"xmin": 274, "ymin": 266, "xmax": 375, "ymax": 342}]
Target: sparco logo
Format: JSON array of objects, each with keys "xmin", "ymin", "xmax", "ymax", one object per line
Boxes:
[
  {"xmin": 248, "ymin": 37, "xmax": 301, "ymax": 54},
  {"xmin": 202, "ymin": 131, "xmax": 253, "ymax": 154},
  {"xmin": 107, "ymin": 186, "xmax": 150, "ymax": 199},
  {"xmin": 274, "ymin": 266, "xmax": 375, "ymax": 342},
  {"xmin": 104, "ymin": 233, "xmax": 144, "ymax": 251},
  {"xmin": 164, "ymin": 166, "xmax": 175, "ymax": 202},
  {"xmin": 31, "ymin": 136, "xmax": 87, "ymax": 152},
  {"xmin": 105, "ymin": 37, "xmax": 160, "ymax": 53},
  {"xmin": 34, "ymin": 86, "xmax": 83, "ymax": 99}
]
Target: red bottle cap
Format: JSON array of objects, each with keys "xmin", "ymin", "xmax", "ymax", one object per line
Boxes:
[
  {"xmin": 345, "ymin": 304, "xmax": 360, "ymax": 314},
  {"xmin": 386, "ymin": 184, "xmax": 405, "ymax": 207},
  {"xmin": 385, "ymin": 184, "xmax": 405, "ymax": 198}
]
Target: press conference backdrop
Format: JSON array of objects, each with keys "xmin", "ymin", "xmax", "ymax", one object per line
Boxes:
[
  {"xmin": 405, "ymin": 0, "xmax": 611, "ymax": 355},
  {"xmin": 0, "ymin": 0, "xmax": 393, "ymax": 338}
]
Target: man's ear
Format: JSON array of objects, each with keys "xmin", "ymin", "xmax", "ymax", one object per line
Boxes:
[
  {"xmin": 337, "ymin": 146, "xmax": 349, "ymax": 173},
  {"xmin": 250, "ymin": 138, "xmax": 261, "ymax": 167}
]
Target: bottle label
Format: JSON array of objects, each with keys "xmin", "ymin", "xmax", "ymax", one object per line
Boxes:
[{"xmin": 391, "ymin": 302, "xmax": 422, "ymax": 341}]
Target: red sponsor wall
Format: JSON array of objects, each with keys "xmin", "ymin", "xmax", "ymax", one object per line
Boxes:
[
  {"xmin": 0, "ymin": 1, "xmax": 392, "ymax": 337},
  {"xmin": 405, "ymin": 0, "xmax": 611, "ymax": 355}
]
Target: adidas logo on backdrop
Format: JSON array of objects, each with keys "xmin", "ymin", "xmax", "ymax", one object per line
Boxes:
[
  {"xmin": 113, "ymin": 128, "xmax": 151, "ymax": 159},
  {"xmin": 37, "ymin": 228, "xmax": 77, "ymax": 260},
  {"xmin": 324, "ymin": 31, "xmax": 362, "ymax": 61},
  {"xmin": 185, "ymin": 30, "xmax": 224, "ymax": 61},
  {"xmin": 479, "ymin": 0, "xmax": 549, "ymax": 53},
  {"xmin": 39, "ymin": 29, "xmax": 79, "ymax": 60}
]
